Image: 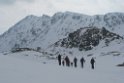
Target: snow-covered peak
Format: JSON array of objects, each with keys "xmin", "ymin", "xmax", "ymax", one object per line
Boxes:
[
  {"xmin": 65, "ymin": 11, "xmax": 89, "ymax": 17},
  {"xmin": 42, "ymin": 14, "xmax": 51, "ymax": 19},
  {"xmin": 0, "ymin": 11, "xmax": 124, "ymax": 53},
  {"xmin": 103, "ymin": 12, "xmax": 124, "ymax": 25},
  {"xmin": 25, "ymin": 15, "xmax": 40, "ymax": 19}
]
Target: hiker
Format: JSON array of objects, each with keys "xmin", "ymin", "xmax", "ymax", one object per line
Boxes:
[
  {"xmin": 65, "ymin": 56, "xmax": 70, "ymax": 67},
  {"xmin": 62, "ymin": 60, "xmax": 65, "ymax": 66},
  {"xmin": 58, "ymin": 54, "xmax": 61, "ymax": 66},
  {"xmin": 71, "ymin": 62, "xmax": 73, "ymax": 67},
  {"xmin": 80, "ymin": 57, "xmax": 85, "ymax": 68},
  {"xmin": 90, "ymin": 57, "xmax": 95, "ymax": 69},
  {"xmin": 73, "ymin": 57, "xmax": 78, "ymax": 68}
]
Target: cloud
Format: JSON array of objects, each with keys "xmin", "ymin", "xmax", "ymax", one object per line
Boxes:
[
  {"xmin": 0, "ymin": 0, "xmax": 124, "ymax": 14},
  {"xmin": 0, "ymin": 0, "xmax": 16, "ymax": 5},
  {"xmin": 49, "ymin": 0, "xmax": 124, "ymax": 15},
  {"xmin": 0, "ymin": 0, "xmax": 34, "ymax": 5}
]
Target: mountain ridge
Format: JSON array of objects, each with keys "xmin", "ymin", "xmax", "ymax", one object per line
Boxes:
[{"xmin": 0, "ymin": 11, "xmax": 124, "ymax": 53}]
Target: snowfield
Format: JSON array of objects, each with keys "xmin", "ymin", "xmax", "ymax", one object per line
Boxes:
[{"xmin": 0, "ymin": 51, "xmax": 124, "ymax": 83}]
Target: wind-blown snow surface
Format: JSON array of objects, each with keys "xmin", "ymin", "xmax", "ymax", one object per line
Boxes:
[{"xmin": 0, "ymin": 51, "xmax": 124, "ymax": 83}]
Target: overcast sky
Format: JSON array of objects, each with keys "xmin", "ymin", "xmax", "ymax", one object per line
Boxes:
[{"xmin": 0, "ymin": 0, "xmax": 124, "ymax": 34}]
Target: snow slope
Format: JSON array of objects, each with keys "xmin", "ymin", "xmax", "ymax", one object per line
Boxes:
[{"xmin": 0, "ymin": 51, "xmax": 124, "ymax": 83}]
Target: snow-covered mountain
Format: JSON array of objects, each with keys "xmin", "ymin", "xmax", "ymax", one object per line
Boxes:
[
  {"xmin": 0, "ymin": 11, "xmax": 124, "ymax": 53},
  {"xmin": 54, "ymin": 27, "xmax": 123, "ymax": 51}
]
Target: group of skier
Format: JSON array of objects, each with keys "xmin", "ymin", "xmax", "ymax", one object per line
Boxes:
[{"xmin": 57, "ymin": 54, "xmax": 95, "ymax": 69}]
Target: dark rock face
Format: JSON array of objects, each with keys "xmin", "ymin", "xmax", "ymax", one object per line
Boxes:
[{"xmin": 55, "ymin": 27, "xmax": 123, "ymax": 51}]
